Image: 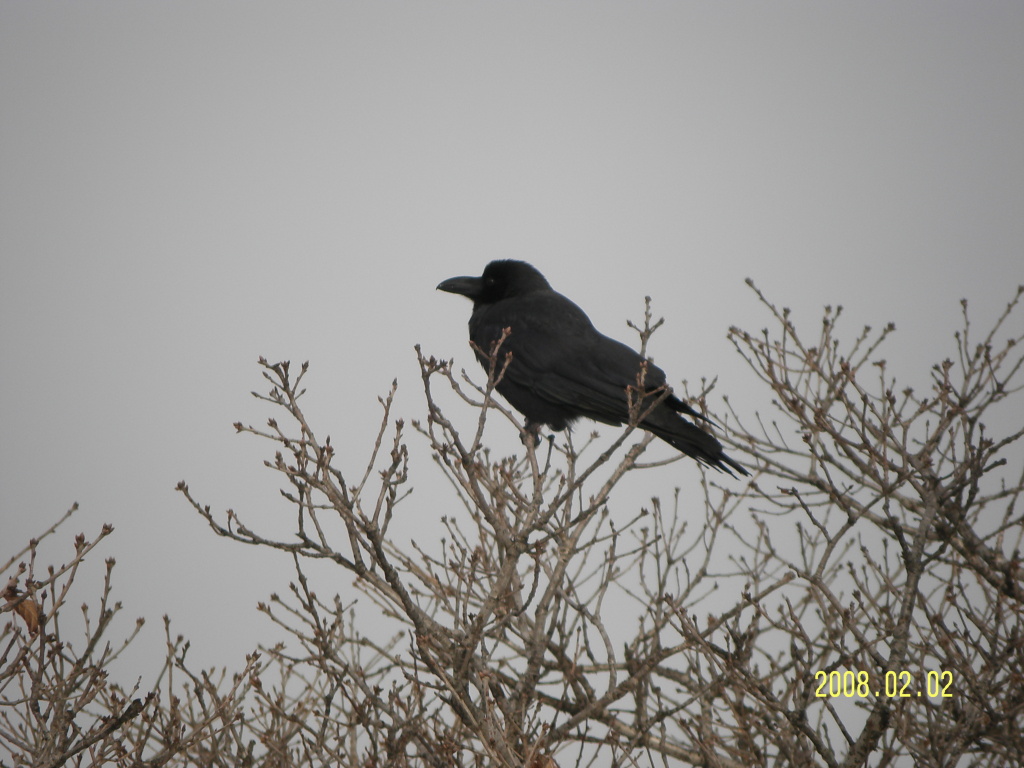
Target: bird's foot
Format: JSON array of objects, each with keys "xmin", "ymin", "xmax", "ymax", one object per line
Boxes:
[{"xmin": 521, "ymin": 420, "xmax": 543, "ymax": 447}]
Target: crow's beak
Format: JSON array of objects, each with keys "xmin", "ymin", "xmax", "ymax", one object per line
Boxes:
[{"xmin": 436, "ymin": 275, "xmax": 482, "ymax": 299}]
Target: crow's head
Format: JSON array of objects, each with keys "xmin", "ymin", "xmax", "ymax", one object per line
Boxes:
[{"xmin": 437, "ymin": 260, "xmax": 551, "ymax": 306}]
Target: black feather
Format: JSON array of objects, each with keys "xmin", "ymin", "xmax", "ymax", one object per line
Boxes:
[{"xmin": 437, "ymin": 260, "xmax": 748, "ymax": 477}]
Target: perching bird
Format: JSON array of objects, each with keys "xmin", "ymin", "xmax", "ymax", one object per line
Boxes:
[{"xmin": 437, "ymin": 260, "xmax": 748, "ymax": 476}]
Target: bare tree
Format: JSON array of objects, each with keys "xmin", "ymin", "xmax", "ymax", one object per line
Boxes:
[
  {"xmin": 5, "ymin": 282, "xmax": 1022, "ymax": 767},
  {"xmin": 0, "ymin": 509, "xmax": 259, "ymax": 767},
  {"xmin": 176, "ymin": 282, "xmax": 1024, "ymax": 766},
  {"xmin": 719, "ymin": 283, "xmax": 1024, "ymax": 768}
]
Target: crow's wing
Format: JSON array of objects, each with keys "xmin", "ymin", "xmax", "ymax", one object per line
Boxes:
[
  {"xmin": 470, "ymin": 289, "xmax": 746, "ymax": 475},
  {"xmin": 470, "ymin": 290, "xmax": 670, "ymax": 427}
]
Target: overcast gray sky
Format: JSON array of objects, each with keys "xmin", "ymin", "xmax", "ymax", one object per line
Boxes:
[{"xmin": 2, "ymin": 2, "xmax": 1022, "ymax": 676}]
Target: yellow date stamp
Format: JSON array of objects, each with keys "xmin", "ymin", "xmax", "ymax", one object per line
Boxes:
[{"xmin": 814, "ymin": 670, "xmax": 953, "ymax": 699}]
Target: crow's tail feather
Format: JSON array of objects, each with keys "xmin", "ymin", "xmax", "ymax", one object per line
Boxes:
[{"xmin": 645, "ymin": 411, "xmax": 749, "ymax": 477}]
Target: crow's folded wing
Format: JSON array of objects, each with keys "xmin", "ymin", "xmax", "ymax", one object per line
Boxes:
[{"xmin": 470, "ymin": 291, "xmax": 670, "ymax": 426}]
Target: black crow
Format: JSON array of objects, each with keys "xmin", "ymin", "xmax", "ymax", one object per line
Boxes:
[{"xmin": 437, "ymin": 260, "xmax": 748, "ymax": 476}]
